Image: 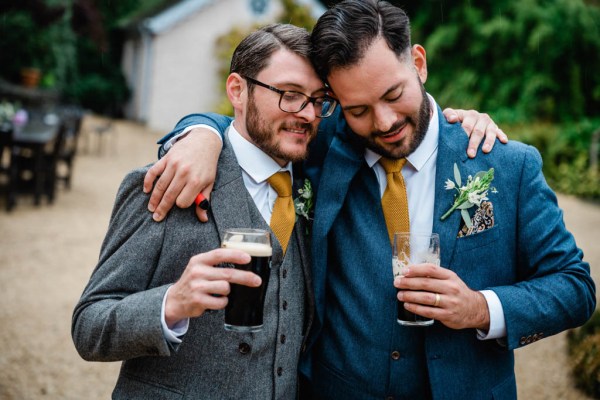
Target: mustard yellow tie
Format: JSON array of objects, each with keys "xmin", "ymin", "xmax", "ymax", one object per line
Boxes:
[
  {"xmin": 379, "ymin": 158, "xmax": 410, "ymax": 245},
  {"xmin": 267, "ymin": 172, "xmax": 295, "ymax": 253}
]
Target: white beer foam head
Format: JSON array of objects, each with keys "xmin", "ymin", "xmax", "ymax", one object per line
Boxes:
[{"xmin": 222, "ymin": 241, "xmax": 272, "ymax": 257}]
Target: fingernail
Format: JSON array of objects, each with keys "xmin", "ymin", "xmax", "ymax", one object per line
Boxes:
[
  {"xmin": 483, "ymin": 144, "xmax": 490, "ymax": 152},
  {"xmin": 468, "ymin": 149, "xmax": 476, "ymax": 157},
  {"xmin": 148, "ymin": 205, "xmax": 155, "ymax": 212},
  {"xmin": 153, "ymin": 212, "xmax": 162, "ymax": 221}
]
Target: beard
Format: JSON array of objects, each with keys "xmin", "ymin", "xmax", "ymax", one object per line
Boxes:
[
  {"xmin": 245, "ymin": 95, "xmax": 316, "ymax": 163},
  {"xmin": 358, "ymin": 79, "xmax": 431, "ymax": 159}
]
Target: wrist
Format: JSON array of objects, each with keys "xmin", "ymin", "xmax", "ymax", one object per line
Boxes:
[{"xmin": 474, "ymin": 291, "xmax": 491, "ymax": 331}]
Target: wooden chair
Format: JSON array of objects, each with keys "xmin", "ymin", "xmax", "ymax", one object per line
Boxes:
[{"xmin": 54, "ymin": 106, "xmax": 84, "ymax": 189}]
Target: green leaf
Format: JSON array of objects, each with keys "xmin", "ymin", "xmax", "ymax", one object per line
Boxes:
[
  {"xmin": 454, "ymin": 163, "xmax": 462, "ymax": 187},
  {"xmin": 461, "ymin": 209, "xmax": 473, "ymax": 229},
  {"xmin": 458, "ymin": 201, "xmax": 474, "ymax": 210}
]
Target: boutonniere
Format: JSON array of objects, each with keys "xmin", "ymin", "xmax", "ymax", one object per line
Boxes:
[
  {"xmin": 294, "ymin": 179, "xmax": 314, "ymax": 222},
  {"xmin": 440, "ymin": 163, "xmax": 497, "ymax": 228}
]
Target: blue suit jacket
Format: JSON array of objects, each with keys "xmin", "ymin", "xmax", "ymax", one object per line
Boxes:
[{"xmin": 161, "ymin": 106, "xmax": 595, "ymax": 399}]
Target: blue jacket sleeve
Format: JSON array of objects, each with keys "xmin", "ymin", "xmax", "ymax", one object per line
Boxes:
[{"xmin": 156, "ymin": 113, "xmax": 234, "ymax": 159}]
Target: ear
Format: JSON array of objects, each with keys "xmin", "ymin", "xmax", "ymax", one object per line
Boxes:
[
  {"xmin": 226, "ymin": 73, "xmax": 246, "ymax": 110},
  {"xmin": 411, "ymin": 45, "xmax": 428, "ymax": 84}
]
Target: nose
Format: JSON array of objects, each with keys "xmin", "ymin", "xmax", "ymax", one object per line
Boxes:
[
  {"xmin": 373, "ymin": 105, "xmax": 396, "ymax": 133},
  {"xmin": 294, "ymin": 101, "xmax": 317, "ymax": 123}
]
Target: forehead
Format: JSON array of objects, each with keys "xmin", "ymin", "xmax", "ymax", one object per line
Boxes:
[
  {"xmin": 256, "ymin": 48, "xmax": 324, "ymax": 92},
  {"xmin": 327, "ymin": 38, "xmax": 413, "ymax": 105}
]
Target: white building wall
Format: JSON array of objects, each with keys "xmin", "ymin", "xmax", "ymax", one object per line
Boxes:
[{"xmin": 144, "ymin": 0, "xmax": 282, "ymax": 133}]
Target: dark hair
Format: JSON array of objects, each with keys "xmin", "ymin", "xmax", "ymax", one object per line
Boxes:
[
  {"xmin": 310, "ymin": 0, "xmax": 411, "ymax": 81},
  {"xmin": 230, "ymin": 23, "xmax": 311, "ymax": 81}
]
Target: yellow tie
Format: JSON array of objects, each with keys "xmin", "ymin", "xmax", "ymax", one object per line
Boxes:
[
  {"xmin": 268, "ymin": 172, "xmax": 295, "ymax": 253},
  {"xmin": 379, "ymin": 158, "xmax": 410, "ymax": 245}
]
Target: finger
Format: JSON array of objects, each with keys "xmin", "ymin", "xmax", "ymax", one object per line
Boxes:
[
  {"xmin": 498, "ymin": 128, "xmax": 509, "ymax": 143},
  {"xmin": 152, "ymin": 169, "xmax": 187, "ymax": 221},
  {"xmin": 397, "ymin": 290, "xmax": 439, "ymax": 308},
  {"xmin": 144, "ymin": 158, "xmax": 166, "ymax": 194},
  {"xmin": 195, "ymin": 207, "xmax": 208, "ymax": 223},
  {"xmin": 148, "ymin": 165, "xmax": 178, "ymax": 215},
  {"xmin": 175, "ymin": 180, "xmax": 205, "ymax": 209},
  {"xmin": 466, "ymin": 116, "xmax": 488, "ymax": 159},
  {"xmin": 442, "ymin": 107, "xmax": 461, "ymax": 123},
  {"xmin": 193, "ymin": 248, "xmax": 251, "ymax": 266},
  {"xmin": 199, "ymin": 294, "xmax": 229, "ymax": 311},
  {"xmin": 194, "ymin": 185, "xmax": 213, "ymax": 223},
  {"xmin": 218, "ymin": 268, "xmax": 262, "ymax": 287},
  {"xmin": 401, "ymin": 263, "xmax": 449, "ymax": 278}
]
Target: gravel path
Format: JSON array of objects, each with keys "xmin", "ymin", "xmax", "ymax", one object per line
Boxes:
[{"xmin": 0, "ymin": 115, "xmax": 597, "ymax": 399}]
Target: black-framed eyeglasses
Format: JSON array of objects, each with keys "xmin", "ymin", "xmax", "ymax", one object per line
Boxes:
[{"xmin": 242, "ymin": 75, "xmax": 337, "ymax": 118}]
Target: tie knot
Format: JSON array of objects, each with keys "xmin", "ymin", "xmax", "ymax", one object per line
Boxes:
[
  {"xmin": 268, "ymin": 171, "xmax": 292, "ymax": 197},
  {"xmin": 379, "ymin": 157, "xmax": 407, "ymax": 174}
]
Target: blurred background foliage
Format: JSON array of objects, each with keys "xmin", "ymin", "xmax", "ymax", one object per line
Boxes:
[
  {"xmin": 0, "ymin": 0, "xmax": 598, "ymax": 197},
  {"xmin": 320, "ymin": 0, "xmax": 600, "ymax": 199}
]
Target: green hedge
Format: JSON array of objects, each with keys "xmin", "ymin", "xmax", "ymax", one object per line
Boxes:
[
  {"xmin": 507, "ymin": 119, "xmax": 600, "ymax": 199},
  {"xmin": 567, "ymin": 310, "xmax": 600, "ymax": 398}
]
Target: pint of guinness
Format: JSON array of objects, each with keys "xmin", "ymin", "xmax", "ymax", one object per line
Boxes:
[{"xmin": 222, "ymin": 229, "xmax": 272, "ymax": 332}]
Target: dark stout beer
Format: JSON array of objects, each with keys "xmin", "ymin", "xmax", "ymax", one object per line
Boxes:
[{"xmin": 222, "ymin": 240, "xmax": 272, "ymax": 332}]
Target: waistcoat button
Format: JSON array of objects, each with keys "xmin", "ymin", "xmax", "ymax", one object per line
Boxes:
[
  {"xmin": 280, "ymin": 334, "xmax": 286, "ymax": 344},
  {"xmin": 282, "ymin": 269, "xmax": 288, "ymax": 278},
  {"xmin": 391, "ymin": 351, "xmax": 401, "ymax": 360},
  {"xmin": 282, "ymin": 300, "xmax": 288, "ymax": 310},
  {"xmin": 277, "ymin": 367, "xmax": 283, "ymax": 376},
  {"xmin": 238, "ymin": 342, "xmax": 251, "ymax": 354}
]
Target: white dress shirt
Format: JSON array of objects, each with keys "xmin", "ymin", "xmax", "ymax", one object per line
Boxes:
[
  {"xmin": 160, "ymin": 122, "xmax": 292, "ymax": 342},
  {"xmin": 162, "ymin": 101, "xmax": 506, "ymax": 340},
  {"xmin": 366, "ymin": 95, "xmax": 506, "ymax": 340}
]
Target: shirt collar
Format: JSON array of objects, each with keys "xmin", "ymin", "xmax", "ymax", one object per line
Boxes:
[
  {"xmin": 227, "ymin": 122, "xmax": 293, "ymax": 184},
  {"xmin": 365, "ymin": 94, "xmax": 439, "ymax": 171}
]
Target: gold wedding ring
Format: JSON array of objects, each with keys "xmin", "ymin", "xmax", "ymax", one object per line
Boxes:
[{"xmin": 434, "ymin": 293, "xmax": 441, "ymax": 307}]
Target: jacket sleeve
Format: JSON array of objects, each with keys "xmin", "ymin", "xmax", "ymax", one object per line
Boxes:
[
  {"xmin": 71, "ymin": 167, "xmax": 175, "ymax": 361},
  {"xmin": 156, "ymin": 113, "xmax": 234, "ymax": 158},
  {"xmin": 493, "ymin": 145, "xmax": 596, "ymax": 350}
]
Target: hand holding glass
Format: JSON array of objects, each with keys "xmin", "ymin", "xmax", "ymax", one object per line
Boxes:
[
  {"xmin": 221, "ymin": 229, "xmax": 272, "ymax": 332},
  {"xmin": 393, "ymin": 232, "xmax": 440, "ymax": 326}
]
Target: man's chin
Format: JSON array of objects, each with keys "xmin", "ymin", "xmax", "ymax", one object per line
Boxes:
[{"xmin": 368, "ymin": 141, "xmax": 411, "ymax": 160}]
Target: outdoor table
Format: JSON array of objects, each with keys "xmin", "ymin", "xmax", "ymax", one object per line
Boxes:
[{"xmin": 3, "ymin": 115, "xmax": 62, "ymax": 210}]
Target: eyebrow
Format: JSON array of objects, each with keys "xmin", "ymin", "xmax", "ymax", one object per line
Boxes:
[
  {"xmin": 341, "ymin": 83, "xmax": 402, "ymax": 111},
  {"xmin": 272, "ymin": 81, "xmax": 328, "ymax": 96}
]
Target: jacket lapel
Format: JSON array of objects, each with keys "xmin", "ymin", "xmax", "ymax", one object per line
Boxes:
[
  {"xmin": 432, "ymin": 109, "xmax": 470, "ymax": 268},
  {"xmin": 210, "ymin": 130, "xmax": 254, "ymax": 241},
  {"xmin": 313, "ymin": 135, "xmax": 364, "ymax": 242}
]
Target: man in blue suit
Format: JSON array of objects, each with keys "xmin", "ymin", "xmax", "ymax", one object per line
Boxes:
[{"xmin": 143, "ymin": 1, "xmax": 595, "ymax": 398}]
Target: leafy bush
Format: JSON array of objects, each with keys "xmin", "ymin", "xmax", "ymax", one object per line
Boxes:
[
  {"xmin": 508, "ymin": 119, "xmax": 600, "ymax": 199},
  {"xmin": 567, "ymin": 311, "xmax": 600, "ymax": 398}
]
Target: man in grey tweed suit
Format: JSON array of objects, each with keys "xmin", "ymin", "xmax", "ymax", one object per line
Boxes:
[{"xmin": 71, "ymin": 24, "xmax": 328, "ymax": 399}]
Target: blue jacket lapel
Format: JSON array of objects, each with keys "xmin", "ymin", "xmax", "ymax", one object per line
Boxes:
[
  {"xmin": 432, "ymin": 108, "xmax": 470, "ymax": 267},
  {"xmin": 313, "ymin": 135, "xmax": 364, "ymax": 244}
]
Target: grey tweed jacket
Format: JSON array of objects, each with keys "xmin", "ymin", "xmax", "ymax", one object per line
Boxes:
[{"xmin": 72, "ymin": 134, "xmax": 314, "ymax": 399}]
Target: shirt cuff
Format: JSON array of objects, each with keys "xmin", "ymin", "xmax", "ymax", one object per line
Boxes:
[
  {"xmin": 162, "ymin": 124, "xmax": 222, "ymax": 152},
  {"xmin": 161, "ymin": 286, "xmax": 189, "ymax": 344},
  {"xmin": 476, "ymin": 290, "xmax": 507, "ymax": 340}
]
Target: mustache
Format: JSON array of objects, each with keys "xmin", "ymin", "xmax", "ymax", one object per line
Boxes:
[
  {"xmin": 372, "ymin": 119, "xmax": 407, "ymax": 137},
  {"xmin": 281, "ymin": 122, "xmax": 316, "ymax": 135}
]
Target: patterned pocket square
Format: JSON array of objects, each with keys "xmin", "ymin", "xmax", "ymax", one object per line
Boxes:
[{"xmin": 457, "ymin": 201, "xmax": 495, "ymax": 237}]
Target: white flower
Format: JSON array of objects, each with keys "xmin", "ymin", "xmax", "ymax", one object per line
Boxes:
[
  {"xmin": 294, "ymin": 179, "xmax": 314, "ymax": 222},
  {"xmin": 441, "ymin": 163, "xmax": 497, "ymax": 228}
]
